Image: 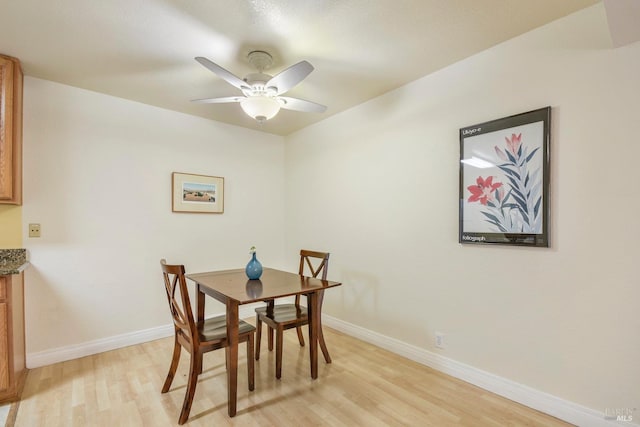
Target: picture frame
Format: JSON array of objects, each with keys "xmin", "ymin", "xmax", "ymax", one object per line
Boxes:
[
  {"xmin": 459, "ymin": 107, "xmax": 550, "ymax": 246},
  {"xmin": 172, "ymin": 172, "xmax": 224, "ymax": 213}
]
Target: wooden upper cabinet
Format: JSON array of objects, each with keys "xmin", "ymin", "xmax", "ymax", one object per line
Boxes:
[{"xmin": 0, "ymin": 54, "xmax": 23, "ymax": 205}]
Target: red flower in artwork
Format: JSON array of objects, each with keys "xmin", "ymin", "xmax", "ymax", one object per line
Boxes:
[
  {"xmin": 505, "ymin": 133, "xmax": 522, "ymax": 156},
  {"xmin": 467, "ymin": 176, "xmax": 503, "ymax": 205}
]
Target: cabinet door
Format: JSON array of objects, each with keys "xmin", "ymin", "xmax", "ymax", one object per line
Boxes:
[
  {"xmin": 0, "ymin": 302, "xmax": 8, "ymax": 391},
  {"xmin": 0, "ymin": 54, "xmax": 22, "ymax": 204},
  {"xmin": 0, "ymin": 56, "xmax": 15, "ymax": 200}
]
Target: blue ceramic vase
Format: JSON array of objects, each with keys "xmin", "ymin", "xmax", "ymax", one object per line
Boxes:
[{"xmin": 245, "ymin": 252, "xmax": 263, "ymax": 280}]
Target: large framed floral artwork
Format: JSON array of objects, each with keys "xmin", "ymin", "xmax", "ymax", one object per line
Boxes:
[{"xmin": 459, "ymin": 107, "xmax": 550, "ymax": 246}]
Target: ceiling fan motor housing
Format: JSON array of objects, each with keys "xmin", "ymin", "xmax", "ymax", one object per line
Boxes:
[
  {"xmin": 243, "ymin": 73, "xmax": 277, "ymax": 97},
  {"xmin": 244, "ymin": 51, "xmax": 278, "ymax": 96}
]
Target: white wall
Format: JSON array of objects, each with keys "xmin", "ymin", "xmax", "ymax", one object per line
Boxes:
[
  {"xmin": 22, "ymin": 77, "xmax": 286, "ymax": 355},
  {"xmin": 285, "ymin": 3, "xmax": 639, "ymax": 417}
]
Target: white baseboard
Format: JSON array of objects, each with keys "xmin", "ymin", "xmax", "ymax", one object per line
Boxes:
[
  {"xmin": 27, "ymin": 323, "xmax": 174, "ymax": 369},
  {"xmin": 26, "ymin": 309, "xmax": 627, "ymax": 426},
  {"xmin": 322, "ymin": 315, "xmax": 628, "ymax": 427},
  {"xmin": 26, "ymin": 305, "xmax": 259, "ymax": 369}
]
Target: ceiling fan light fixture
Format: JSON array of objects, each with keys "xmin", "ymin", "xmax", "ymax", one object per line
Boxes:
[{"xmin": 240, "ymin": 96, "xmax": 281, "ymax": 122}]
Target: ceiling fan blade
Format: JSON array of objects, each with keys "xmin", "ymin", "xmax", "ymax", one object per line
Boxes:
[
  {"xmin": 267, "ymin": 61, "xmax": 314, "ymax": 95},
  {"xmin": 191, "ymin": 96, "xmax": 243, "ymax": 104},
  {"xmin": 195, "ymin": 57, "xmax": 248, "ymax": 90},
  {"xmin": 278, "ymin": 96, "xmax": 327, "ymax": 113}
]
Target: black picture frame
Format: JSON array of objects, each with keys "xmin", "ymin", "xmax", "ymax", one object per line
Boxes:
[{"xmin": 459, "ymin": 107, "xmax": 550, "ymax": 247}]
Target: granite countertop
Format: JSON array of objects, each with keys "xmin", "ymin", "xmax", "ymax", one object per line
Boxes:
[{"xmin": 0, "ymin": 248, "xmax": 29, "ymax": 275}]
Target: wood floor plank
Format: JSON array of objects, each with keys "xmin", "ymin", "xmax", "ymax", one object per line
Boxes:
[{"xmin": 13, "ymin": 325, "xmax": 571, "ymax": 426}]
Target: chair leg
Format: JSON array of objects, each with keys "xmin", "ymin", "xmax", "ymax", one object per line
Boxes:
[
  {"xmin": 255, "ymin": 315, "xmax": 262, "ymax": 360},
  {"xmin": 178, "ymin": 351, "xmax": 201, "ymax": 425},
  {"xmin": 275, "ymin": 327, "xmax": 284, "ymax": 379},
  {"xmin": 318, "ymin": 326, "xmax": 332, "ymax": 364},
  {"xmin": 247, "ymin": 333, "xmax": 255, "ymax": 391},
  {"xmin": 162, "ymin": 335, "xmax": 182, "ymax": 393},
  {"xmin": 268, "ymin": 326, "xmax": 274, "ymax": 351},
  {"xmin": 295, "ymin": 326, "xmax": 305, "ymax": 347},
  {"xmin": 197, "ymin": 353, "xmax": 204, "ymax": 375}
]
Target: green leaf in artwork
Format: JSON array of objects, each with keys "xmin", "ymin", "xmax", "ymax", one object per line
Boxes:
[{"xmin": 525, "ymin": 147, "xmax": 540, "ymax": 163}]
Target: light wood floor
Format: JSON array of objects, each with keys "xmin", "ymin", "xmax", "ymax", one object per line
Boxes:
[{"xmin": 13, "ymin": 325, "xmax": 571, "ymax": 426}]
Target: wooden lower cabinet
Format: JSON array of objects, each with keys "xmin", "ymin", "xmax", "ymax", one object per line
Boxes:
[{"xmin": 0, "ymin": 273, "xmax": 26, "ymax": 403}]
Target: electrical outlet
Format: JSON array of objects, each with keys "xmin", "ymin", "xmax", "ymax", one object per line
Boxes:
[
  {"xmin": 435, "ymin": 331, "xmax": 445, "ymax": 349},
  {"xmin": 29, "ymin": 223, "xmax": 41, "ymax": 238}
]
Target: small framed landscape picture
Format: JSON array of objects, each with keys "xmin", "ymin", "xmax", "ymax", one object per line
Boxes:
[
  {"xmin": 459, "ymin": 107, "xmax": 550, "ymax": 247},
  {"xmin": 172, "ymin": 172, "xmax": 224, "ymax": 213}
]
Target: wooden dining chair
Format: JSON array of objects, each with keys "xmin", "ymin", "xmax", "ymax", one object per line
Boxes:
[
  {"xmin": 254, "ymin": 250, "xmax": 331, "ymax": 379},
  {"xmin": 160, "ymin": 259, "xmax": 255, "ymax": 424}
]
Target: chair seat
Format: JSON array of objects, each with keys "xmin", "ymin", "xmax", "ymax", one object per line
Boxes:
[
  {"xmin": 255, "ymin": 304, "xmax": 309, "ymax": 323},
  {"xmin": 199, "ymin": 315, "xmax": 256, "ymax": 342}
]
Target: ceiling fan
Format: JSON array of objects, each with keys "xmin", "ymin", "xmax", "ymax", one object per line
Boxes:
[{"xmin": 192, "ymin": 51, "xmax": 327, "ymax": 123}]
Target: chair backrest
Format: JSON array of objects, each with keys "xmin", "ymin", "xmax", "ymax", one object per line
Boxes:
[
  {"xmin": 298, "ymin": 250, "xmax": 330, "ymax": 280},
  {"xmin": 296, "ymin": 250, "xmax": 330, "ymax": 306},
  {"xmin": 160, "ymin": 259, "xmax": 198, "ymax": 346}
]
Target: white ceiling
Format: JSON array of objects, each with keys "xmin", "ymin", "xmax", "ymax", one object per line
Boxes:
[{"xmin": 0, "ymin": 0, "xmax": 600, "ymax": 136}]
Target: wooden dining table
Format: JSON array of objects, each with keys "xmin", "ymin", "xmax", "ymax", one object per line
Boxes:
[{"xmin": 186, "ymin": 267, "xmax": 342, "ymax": 417}]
